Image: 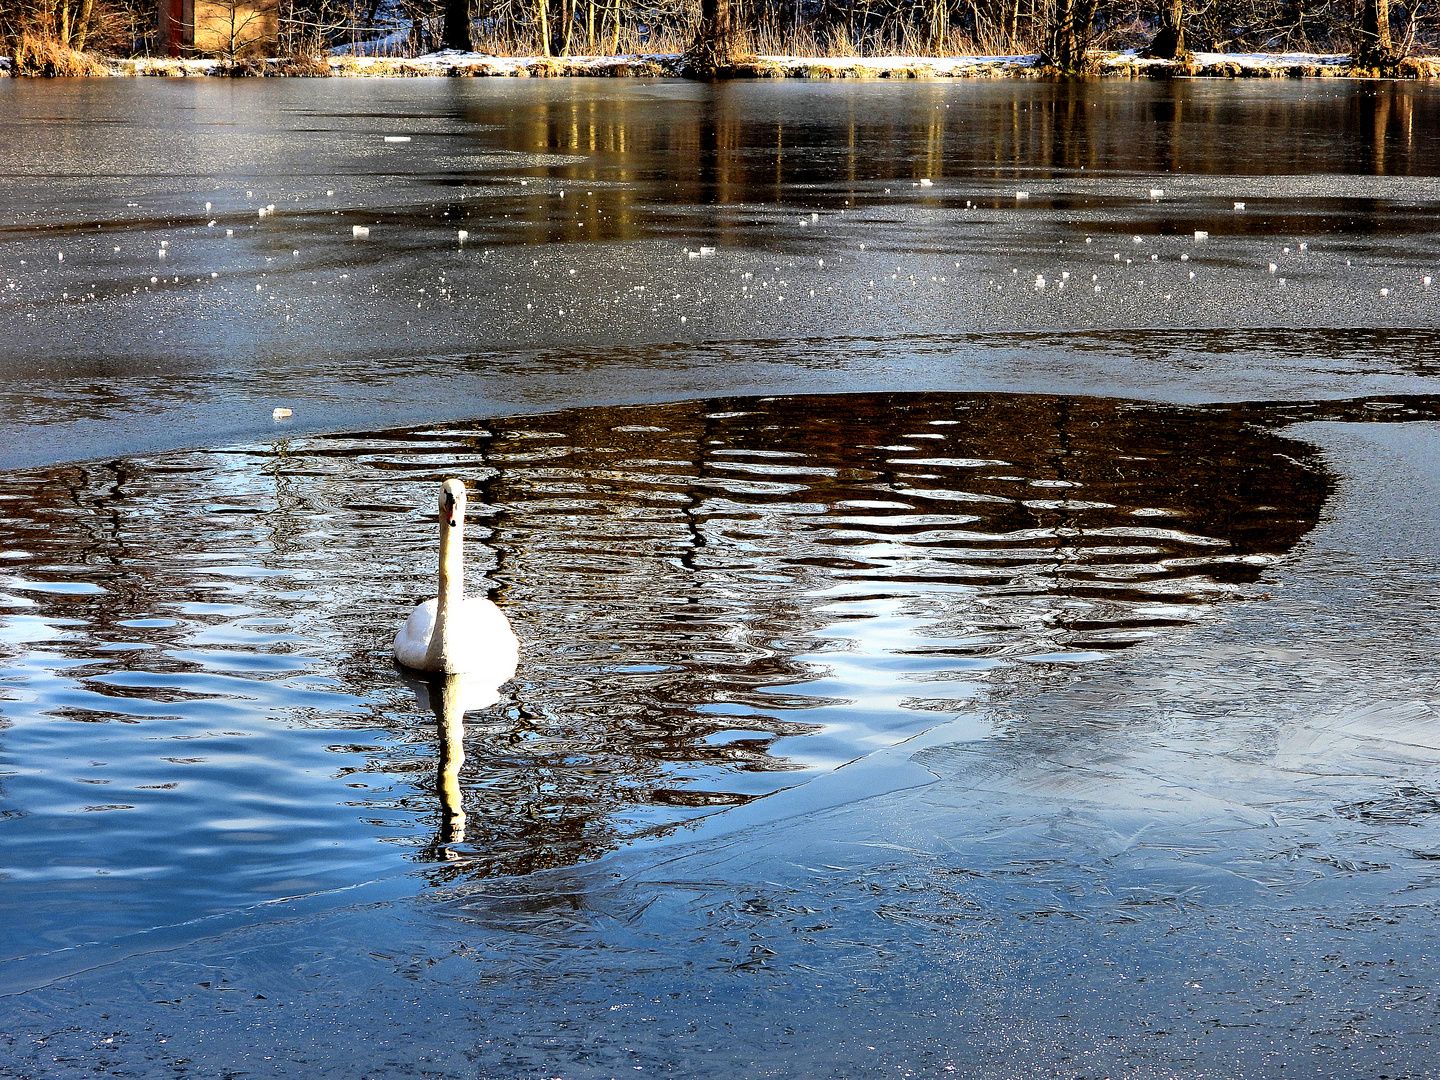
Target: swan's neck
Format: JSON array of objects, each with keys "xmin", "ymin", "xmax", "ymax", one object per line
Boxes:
[{"xmin": 431, "ymin": 518, "xmax": 465, "ymax": 668}]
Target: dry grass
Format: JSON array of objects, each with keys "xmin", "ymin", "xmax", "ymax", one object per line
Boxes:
[
  {"xmin": 457, "ymin": 13, "xmax": 1042, "ymax": 60},
  {"xmin": 464, "ymin": 23, "xmax": 696, "ymax": 57},
  {"xmin": 740, "ymin": 22, "xmax": 1040, "ymax": 57},
  {"xmin": 10, "ymin": 32, "xmax": 109, "ymax": 75},
  {"xmin": 272, "ymin": 49, "xmax": 331, "ymax": 74}
]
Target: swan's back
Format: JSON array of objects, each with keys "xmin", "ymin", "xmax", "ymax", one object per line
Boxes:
[{"xmin": 393, "ymin": 595, "xmax": 519, "ymax": 678}]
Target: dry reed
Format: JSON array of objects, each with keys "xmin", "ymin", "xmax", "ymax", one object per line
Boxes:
[{"xmin": 9, "ymin": 31, "xmax": 109, "ymax": 74}]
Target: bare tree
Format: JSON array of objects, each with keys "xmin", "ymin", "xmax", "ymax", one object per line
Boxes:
[
  {"xmin": 685, "ymin": 0, "xmax": 737, "ymax": 76},
  {"xmin": 195, "ymin": 0, "xmax": 281, "ymax": 59},
  {"xmin": 1045, "ymin": 0, "xmax": 1096, "ymax": 71},
  {"xmin": 12, "ymin": 0, "xmax": 1440, "ymax": 66},
  {"xmin": 2, "ymin": 0, "xmax": 104, "ymax": 50},
  {"xmin": 1142, "ymin": 0, "xmax": 1187, "ymax": 59},
  {"xmin": 1355, "ymin": 0, "xmax": 1395, "ymax": 64},
  {"xmin": 924, "ymin": 0, "xmax": 948, "ymax": 51},
  {"xmin": 442, "ymin": 0, "xmax": 470, "ymax": 49}
]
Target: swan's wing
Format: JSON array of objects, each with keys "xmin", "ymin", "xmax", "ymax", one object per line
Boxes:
[
  {"xmin": 451, "ymin": 597, "xmax": 520, "ymax": 681},
  {"xmin": 393, "ymin": 597, "xmax": 439, "ymax": 670}
]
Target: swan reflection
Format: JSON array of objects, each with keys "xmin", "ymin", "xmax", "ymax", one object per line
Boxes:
[{"xmin": 401, "ymin": 668, "xmax": 509, "ymax": 855}]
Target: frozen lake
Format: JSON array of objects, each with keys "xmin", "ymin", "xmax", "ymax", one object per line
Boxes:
[
  {"xmin": 4, "ymin": 77, "xmax": 1440, "ymax": 468},
  {"xmin": 2, "ymin": 76, "xmax": 1440, "ymax": 1077}
]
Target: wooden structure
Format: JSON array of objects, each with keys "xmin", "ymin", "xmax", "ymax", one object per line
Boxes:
[{"xmin": 157, "ymin": 0, "xmax": 279, "ymax": 57}]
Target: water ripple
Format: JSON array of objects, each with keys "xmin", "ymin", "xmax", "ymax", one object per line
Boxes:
[{"xmin": 0, "ymin": 391, "xmax": 1329, "ymax": 955}]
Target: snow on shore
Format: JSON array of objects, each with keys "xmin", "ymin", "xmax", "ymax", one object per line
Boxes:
[
  {"xmin": 9, "ymin": 47, "xmax": 1437, "ymax": 79},
  {"xmin": 1100, "ymin": 48, "xmax": 1362, "ymax": 77}
]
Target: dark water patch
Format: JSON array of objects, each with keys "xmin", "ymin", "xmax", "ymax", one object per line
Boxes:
[{"xmin": 0, "ymin": 389, "xmax": 1342, "ymax": 957}]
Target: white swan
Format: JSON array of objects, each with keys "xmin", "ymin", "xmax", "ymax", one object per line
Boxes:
[{"xmin": 393, "ymin": 478, "xmax": 519, "ymax": 679}]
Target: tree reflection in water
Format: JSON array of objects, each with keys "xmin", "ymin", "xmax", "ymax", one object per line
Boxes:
[{"xmin": 4, "ymin": 390, "xmax": 1410, "ymax": 899}]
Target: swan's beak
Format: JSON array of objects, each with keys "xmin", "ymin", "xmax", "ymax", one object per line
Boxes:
[{"xmin": 443, "ymin": 492, "xmax": 459, "ymax": 528}]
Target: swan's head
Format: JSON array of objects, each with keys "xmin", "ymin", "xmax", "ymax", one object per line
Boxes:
[{"xmin": 439, "ymin": 478, "xmax": 467, "ymax": 529}]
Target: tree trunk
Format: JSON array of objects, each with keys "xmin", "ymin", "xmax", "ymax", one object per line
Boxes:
[
  {"xmin": 925, "ymin": 0, "xmax": 945, "ymax": 52},
  {"xmin": 73, "ymin": 0, "xmax": 97, "ymax": 50},
  {"xmin": 442, "ymin": 0, "xmax": 471, "ymax": 51},
  {"xmin": 1142, "ymin": 0, "xmax": 1186, "ymax": 60},
  {"xmin": 1356, "ymin": 0, "xmax": 1395, "ymax": 65},
  {"xmin": 1046, "ymin": 0, "xmax": 1094, "ymax": 73},
  {"xmin": 684, "ymin": 0, "xmax": 737, "ymax": 78}
]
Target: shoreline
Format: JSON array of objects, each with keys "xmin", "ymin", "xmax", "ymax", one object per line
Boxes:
[{"xmin": 3, "ymin": 48, "xmax": 1438, "ymax": 79}]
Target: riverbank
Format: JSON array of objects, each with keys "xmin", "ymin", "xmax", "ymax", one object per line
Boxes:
[{"xmin": 4, "ymin": 47, "xmax": 1439, "ymax": 78}]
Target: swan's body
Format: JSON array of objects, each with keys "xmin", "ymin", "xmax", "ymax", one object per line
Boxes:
[
  {"xmin": 393, "ymin": 595, "xmax": 518, "ymax": 678},
  {"xmin": 393, "ymin": 478, "xmax": 519, "ymax": 679}
]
